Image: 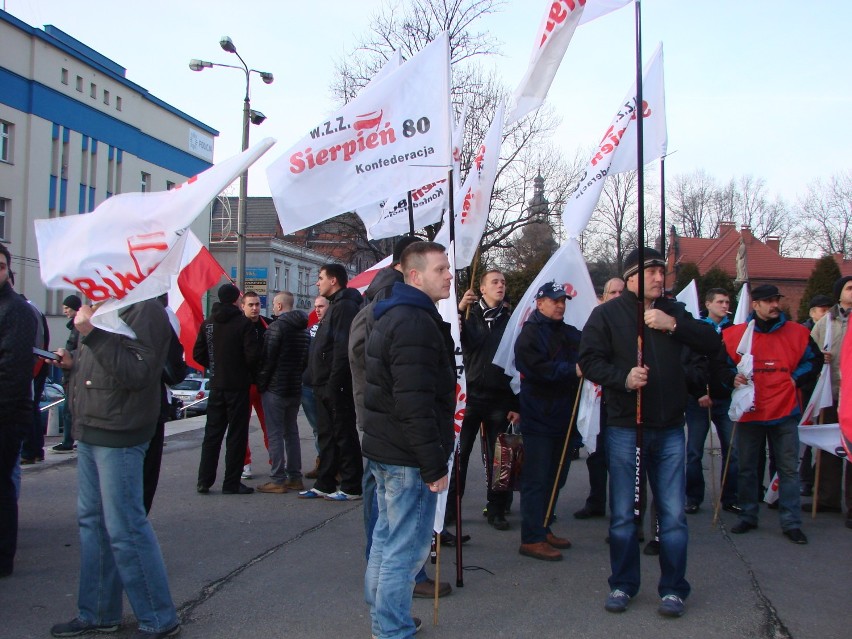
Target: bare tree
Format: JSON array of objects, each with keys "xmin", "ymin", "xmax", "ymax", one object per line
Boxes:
[
  {"xmin": 798, "ymin": 172, "xmax": 852, "ymax": 258},
  {"xmin": 667, "ymin": 169, "xmax": 718, "ymax": 238},
  {"xmin": 582, "ymin": 172, "xmax": 639, "ymax": 274}
]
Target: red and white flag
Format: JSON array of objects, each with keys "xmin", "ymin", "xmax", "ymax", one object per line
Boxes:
[
  {"xmin": 506, "ymin": 0, "xmax": 631, "ymax": 124},
  {"xmin": 347, "ymin": 255, "xmax": 392, "ymax": 293},
  {"xmin": 434, "ymin": 102, "xmax": 505, "ymax": 268},
  {"xmin": 267, "ymin": 32, "xmax": 452, "ymax": 234},
  {"xmin": 562, "ymin": 43, "xmax": 667, "ymax": 237},
  {"xmin": 167, "ymin": 231, "xmax": 227, "ymax": 371},
  {"xmin": 434, "ymin": 241, "xmax": 466, "ymax": 532},
  {"xmin": 838, "ymin": 321, "xmax": 852, "ymax": 457},
  {"xmin": 34, "ymin": 139, "xmax": 275, "ymax": 334}
]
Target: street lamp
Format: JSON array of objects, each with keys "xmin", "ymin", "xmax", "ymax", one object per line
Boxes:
[{"xmin": 189, "ymin": 36, "xmax": 274, "ymax": 291}]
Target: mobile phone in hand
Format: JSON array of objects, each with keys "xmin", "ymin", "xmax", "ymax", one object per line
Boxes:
[{"xmin": 33, "ymin": 347, "xmax": 61, "ymax": 362}]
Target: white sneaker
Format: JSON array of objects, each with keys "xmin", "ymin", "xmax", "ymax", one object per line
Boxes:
[
  {"xmin": 324, "ymin": 490, "xmax": 363, "ymax": 502},
  {"xmin": 241, "ymin": 465, "xmax": 253, "ymax": 480}
]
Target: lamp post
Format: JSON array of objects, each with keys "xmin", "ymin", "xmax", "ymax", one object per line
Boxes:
[{"xmin": 189, "ymin": 36, "xmax": 273, "ymax": 291}]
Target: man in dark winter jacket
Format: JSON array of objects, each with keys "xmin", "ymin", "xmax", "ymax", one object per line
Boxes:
[
  {"xmin": 450, "ymin": 269, "xmax": 519, "ymax": 532},
  {"xmin": 362, "ymin": 241, "xmax": 455, "ymax": 639},
  {"xmin": 0, "ymin": 245, "xmax": 37, "ymax": 578},
  {"xmin": 300, "ymin": 264, "xmax": 363, "ymax": 501},
  {"xmin": 194, "ymin": 283, "xmax": 260, "ymax": 495},
  {"xmin": 514, "ymin": 281, "xmax": 582, "ymax": 562},
  {"xmin": 52, "ymin": 294, "xmax": 82, "ymax": 453},
  {"xmin": 579, "ymin": 247, "xmax": 720, "ymax": 618},
  {"xmin": 255, "ymin": 291, "xmax": 310, "ymax": 493}
]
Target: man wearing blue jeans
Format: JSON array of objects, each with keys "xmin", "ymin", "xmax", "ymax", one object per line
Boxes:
[
  {"xmin": 51, "ymin": 299, "xmax": 180, "ymax": 638},
  {"xmin": 580, "ymin": 247, "xmax": 720, "ymax": 618},
  {"xmin": 362, "ymin": 242, "xmax": 455, "ymax": 638}
]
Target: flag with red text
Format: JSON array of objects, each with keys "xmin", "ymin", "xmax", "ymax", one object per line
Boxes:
[
  {"xmin": 267, "ymin": 33, "xmax": 452, "ymax": 234},
  {"xmin": 562, "ymin": 43, "xmax": 667, "ymax": 237},
  {"xmin": 167, "ymin": 231, "xmax": 227, "ymax": 371},
  {"xmin": 507, "ymin": 0, "xmax": 631, "ymax": 124}
]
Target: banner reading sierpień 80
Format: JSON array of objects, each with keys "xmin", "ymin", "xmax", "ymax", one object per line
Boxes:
[{"xmin": 266, "ymin": 32, "xmax": 453, "ymax": 235}]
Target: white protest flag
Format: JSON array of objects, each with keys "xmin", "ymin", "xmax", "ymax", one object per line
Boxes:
[
  {"xmin": 675, "ymin": 280, "xmax": 701, "ymax": 319},
  {"xmin": 493, "ymin": 238, "xmax": 597, "ymax": 394},
  {"xmin": 363, "ymin": 49, "xmax": 403, "ymax": 91},
  {"xmin": 562, "ymin": 43, "xmax": 667, "ymax": 236},
  {"xmin": 576, "ymin": 379, "xmax": 602, "ymax": 453},
  {"xmin": 728, "ymin": 320, "xmax": 756, "ymax": 422},
  {"xmin": 434, "ymin": 241, "xmax": 466, "ymax": 532},
  {"xmin": 35, "ymin": 139, "xmax": 275, "ymax": 334},
  {"xmin": 507, "ymin": 0, "xmax": 630, "ymax": 124},
  {"xmin": 451, "ymin": 100, "xmax": 468, "ymax": 192},
  {"xmin": 800, "ymin": 365, "xmax": 834, "ymax": 426},
  {"xmin": 434, "ymin": 102, "xmax": 505, "ymax": 268},
  {"xmin": 267, "ymin": 32, "xmax": 452, "ymax": 234},
  {"xmin": 733, "ymin": 283, "xmax": 751, "ymax": 325},
  {"xmin": 798, "ymin": 423, "xmax": 846, "ymax": 458}
]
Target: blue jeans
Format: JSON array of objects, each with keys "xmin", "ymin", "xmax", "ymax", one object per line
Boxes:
[
  {"xmin": 735, "ymin": 417, "xmax": 802, "ymax": 531},
  {"xmin": 365, "ymin": 460, "xmax": 436, "ymax": 639},
  {"xmin": 261, "ymin": 392, "xmax": 303, "ymax": 483},
  {"xmin": 607, "ymin": 425, "xmax": 690, "ymax": 600},
  {"xmin": 520, "ymin": 432, "xmax": 572, "ymax": 543},
  {"xmin": 76, "ymin": 442, "xmax": 178, "ymax": 633},
  {"xmin": 301, "ymin": 386, "xmax": 320, "ymax": 456},
  {"xmin": 685, "ymin": 396, "xmax": 738, "ymax": 507}
]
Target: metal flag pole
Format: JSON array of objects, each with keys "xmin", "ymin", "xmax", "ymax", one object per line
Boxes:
[
  {"xmin": 633, "ymin": 0, "xmax": 646, "ymax": 527},
  {"xmin": 407, "ymin": 190, "xmax": 416, "ymax": 236}
]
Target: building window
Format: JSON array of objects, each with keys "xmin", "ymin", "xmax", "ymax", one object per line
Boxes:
[
  {"xmin": 298, "ymin": 267, "xmax": 310, "ymax": 296},
  {"xmin": 103, "ymin": 89, "xmax": 110, "ymax": 105},
  {"xmin": 116, "ymin": 96, "xmax": 122, "ymax": 111},
  {"xmin": 0, "ymin": 198, "xmax": 7, "ymax": 239},
  {"xmin": 274, "ymin": 265, "xmax": 280, "ymax": 290},
  {"xmin": 0, "ymin": 121, "xmax": 12, "ymax": 163},
  {"xmin": 166, "ymin": 181, "xmax": 175, "ymax": 191},
  {"xmin": 76, "ymin": 76, "xmax": 83, "ymax": 92},
  {"xmin": 140, "ymin": 172, "xmax": 151, "ymax": 193},
  {"xmin": 90, "ymin": 82, "xmax": 96, "ymax": 98},
  {"xmin": 61, "ymin": 68, "xmax": 68, "ymax": 84}
]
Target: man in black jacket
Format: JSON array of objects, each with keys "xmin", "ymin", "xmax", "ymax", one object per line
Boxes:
[
  {"xmin": 52, "ymin": 295, "xmax": 81, "ymax": 453},
  {"xmin": 300, "ymin": 264, "xmax": 363, "ymax": 501},
  {"xmin": 194, "ymin": 283, "xmax": 260, "ymax": 495},
  {"xmin": 579, "ymin": 247, "xmax": 720, "ymax": 618},
  {"xmin": 362, "ymin": 241, "xmax": 455, "ymax": 639},
  {"xmin": 450, "ymin": 269, "xmax": 519, "ymax": 532},
  {"xmin": 255, "ymin": 291, "xmax": 310, "ymax": 493}
]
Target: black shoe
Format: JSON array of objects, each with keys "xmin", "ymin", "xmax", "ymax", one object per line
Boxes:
[
  {"xmin": 439, "ymin": 531, "xmax": 470, "ymax": 547},
  {"xmin": 684, "ymin": 503, "xmax": 699, "ymax": 515},
  {"xmin": 131, "ymin": 625, "xmax": 181, "ymax": 639},
  {"xmin": 574, "ymin": 506, "xmax": 606, "ymax": 519},
  {"xmin": 222, "ymin": 483, "xmax": 254, "ymax": 495},
  {"xmin": 643, "ymin": 539, "xmax": 660, "ymax": 556},
  {"xmin": 196, "ymin": 483, "xmax": 209, "ymax": 494},
  {"xmin": 722, "ymin": 503, "xmax": 743, "ymax": 514},
  {"xmin": 51, "ymin": 443, "xmax": 75, "ymax": 453},
  {"xmin": 51, "ymin": 617, "xmax": 120, "ymax": 637},
  {"xmin": 783, "ymin": 528, "xmax": 808, "ymax": 544},
  {"xmin": 800, "ymin": 484, "xmax": 813, "ymax": 497},
  {"xmin": 412, "ymin": 616, "xmax": 423, "ymax": 634},
  {"xmin": 488, "ymin": 513, "xmax": 510, "ymax": 531},
  {"xmin": 731, "ymin": 521, "xmax": 757, "ymax": 534}
]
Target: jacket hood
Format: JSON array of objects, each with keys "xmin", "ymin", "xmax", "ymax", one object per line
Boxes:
[
  {"xmin": 373, "ymin": 281, "xmax": 439, "ymax": 320},
  {"xmin": 364, "ymin": 267, "xmax": 403, "ymax": 303},
  {"xmin": 212, "ymin": 302, "xmax": 243, "ymax": 324},
  {"xmin": 526, "ymin": 308, "xmax": 564, "ymax": 327},
  {"xmin": 750, "ymin": 311, "xmax": 787, "ymax": 333},
  {"xmin": 333, "ymin": 286, "xmax": 364, "ymax": 306},
  {"xmin": 278, "ymin": 309, "xmax": 309, "ymax": 329}
]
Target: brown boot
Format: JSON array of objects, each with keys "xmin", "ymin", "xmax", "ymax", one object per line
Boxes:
[
  {"xmin": 304, "ymin": 457, "xmax": 320, "ymax": 479},
  {"xmin": 546, "ymin": 532, "xmax": 572, "ymax": 549},
  {"xmin": 519, "ymin": 542, "xmax": 562, "ymax": 561}
]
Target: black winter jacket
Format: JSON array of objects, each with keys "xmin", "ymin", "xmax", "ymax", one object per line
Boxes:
[
  {"xmin": 256, "ymin": 310, "xmax": 310, "ymax": 397},
  {"xmin": 0, "ymin": 281, "xmax": 37, "ymax": 427},
  {"xmin": 193, "ymin": 302, "xmax": 259, "ymax": 391},
  {"xmin": 579, "ymin": 290, "xmax": 721, "ymax": 429},
  {"xmin": 461, "ymin": 303, "xmax": 518, "ymax": 408},
  {"xmin": 514, "ymin": 310, "xmax": 582, "ymax": 437},
  {"xmin": 361, "ymin": 282, "xmax": 455, "ymax": 483},
  {"xmin": 308, "ymin": 286, "xmax": 362, "ymax": 395}
]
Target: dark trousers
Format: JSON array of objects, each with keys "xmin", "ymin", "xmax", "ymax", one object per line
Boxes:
[
  {"xmin": 21, "ymin": 371, "xmax": 48, "ymax": 460},
  {"xmin": 520, "ymin": 431, "xmax": 572, "ymax": 543},
  {"xmin": 197, "ymin": 388, "xmax": 251, "ymax": 491},
  {"xmin": 446, "ymin": 398, "xmax": 511, "ymax": 523},
  {"xmin": 143, "ymin": 418, "xmax": 166, "ymax": 514},
  {"xmin": 313, "ymin": 384, "xmax": 363, "ymax": 495},
  {"xmin": 583, "ymin": 426, "xmax": 608, "ymax": 512},
  {"xmin": 0, "ymin": 421, "xmax": 26, "ymax": 575}
]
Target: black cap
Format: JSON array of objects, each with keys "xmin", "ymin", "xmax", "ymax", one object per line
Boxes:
[
  {"xmin": 392, "ymin": 236, "xmax": 422, "ymax": 264},
  {"xmin": 809, "ymin": 294, "xmax": 833, "ymax": 309},
  {"xmin": 218, "ymin": 283, "xmax": 240, "ymax": 305},
  {"xmin": 535, "ymin": 281, "xmax": 571, "ymax": 301},
  {"xmin": 833, "ymin": 276, "xmax": 852, "ymax": 302},
  {"xmin": 751, "ymin": 284, "xmax": 783, "ymax": 301},
  {"xmin": 62, "ymin": 294, "xmax": 82, "ymax": 311},
  {"xmin": 622, "ymin": 247, "xmax": 666, "ymax": 280}
]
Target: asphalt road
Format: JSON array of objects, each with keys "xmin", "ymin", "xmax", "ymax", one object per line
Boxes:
[{"xmin": 4, "ymin": 412, "xmax": 849, "ymax": 639}]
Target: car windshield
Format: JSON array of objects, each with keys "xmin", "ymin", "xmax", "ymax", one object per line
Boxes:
[{"xmin": 171, "ymin": 380, "xmax": 202, "ymax": 391}]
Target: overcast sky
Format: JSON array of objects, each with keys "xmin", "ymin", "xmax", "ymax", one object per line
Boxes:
[{"xmin": 6, "ymin": 0, "xmax": 851, "ymax": 207}]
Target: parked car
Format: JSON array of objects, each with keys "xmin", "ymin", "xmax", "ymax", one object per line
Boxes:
[{"xmin": 170, "ymin": 378, "xmax": 211, "ymax": 416}]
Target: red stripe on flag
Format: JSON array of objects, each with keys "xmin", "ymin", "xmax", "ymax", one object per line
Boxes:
[{"xmin": 176, "ymin": 245, "xmax": 226, "ymax": 371}]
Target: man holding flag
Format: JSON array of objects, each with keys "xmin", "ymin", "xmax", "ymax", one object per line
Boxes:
[
  {"xmin": 579, "ymin": 247, "xmax": 719, "ymax": 618},
  {"xmin": 361, "ymin": 241, "xmax": 455, "ymax": 639}
]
